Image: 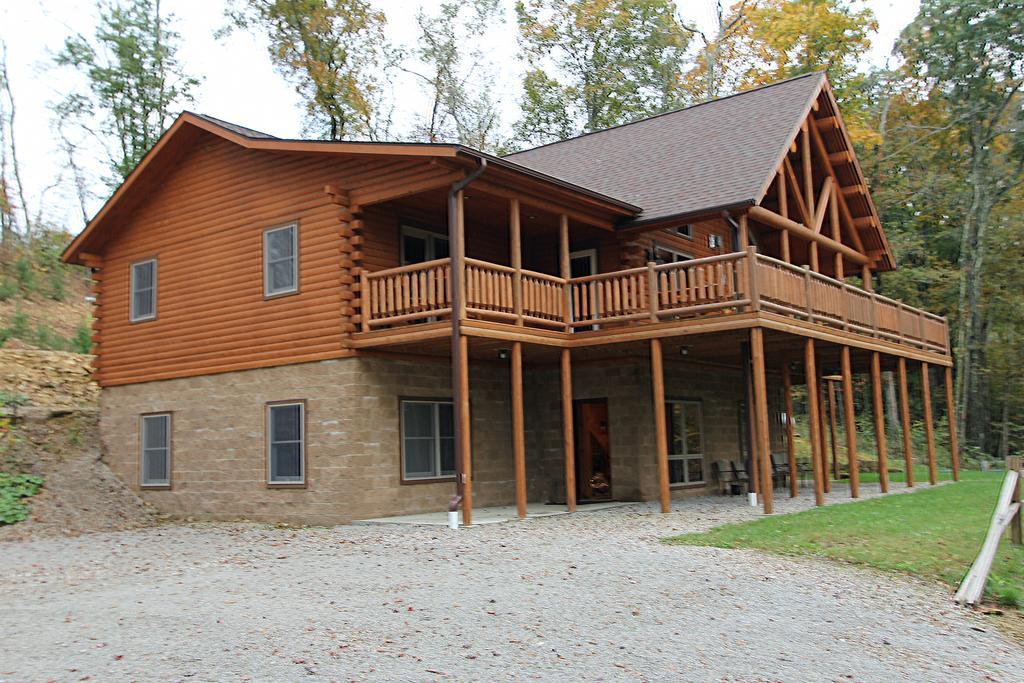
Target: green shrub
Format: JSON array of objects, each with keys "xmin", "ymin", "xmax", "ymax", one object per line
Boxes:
[
  {"xmin": 46, "ymin": 268, "xmax": 66, "ymax": 301},
  {"xmin": 0, "ymin": 473, "xmax": 43, "ymax": 525},
  {"xmin": 1, "ymin": 309, "xmax": 30, "ymax": 343},
  {"xmin": 70, "ymin": 321, "xmax": 92, "ymax": 354},
  {"xmin": 14, "ymin": 257, "xmax": 35, "ymax": 295},
  {"xmin": 32, "ymin": 322, "xmax": 66, "ymax": 351},
  {"xmin": 0, "ymin": 278, "xmax": 16, "ymax": 301}
]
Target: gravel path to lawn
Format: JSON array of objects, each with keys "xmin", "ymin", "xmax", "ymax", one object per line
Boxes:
[{"xmin": 2, "ymin": 483, "xmax": 1021, "ymax": 682}]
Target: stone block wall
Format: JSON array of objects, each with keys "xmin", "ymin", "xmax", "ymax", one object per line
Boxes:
[{"xmin": 100, "ymin": 353, "xmax": 781, "ymax": 525}]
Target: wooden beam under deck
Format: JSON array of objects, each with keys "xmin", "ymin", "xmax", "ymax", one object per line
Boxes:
[
  {"xmin": 841, "ymin": 346, "xmax": 860, "ymax": 498},
  {"xmin": 804, "ymin": 338, "xmax": 826, "ymax": 506},
  {"xmin": 651, "ymin": 338, "xmax": 671, "ymax": 513},
  {"xmin": 898, "ymin": 357, "xmax": 915, "ymax": 488}
]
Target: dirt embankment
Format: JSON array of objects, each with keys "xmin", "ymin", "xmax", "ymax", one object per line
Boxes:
[{"xmin": 0, "ymin": 350, "xmax": 157, "ymax": 541}]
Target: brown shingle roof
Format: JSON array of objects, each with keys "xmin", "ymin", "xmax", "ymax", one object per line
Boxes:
[{"xmin": 506, "ymin": 72, "xmax": 826, "ymax": 225}]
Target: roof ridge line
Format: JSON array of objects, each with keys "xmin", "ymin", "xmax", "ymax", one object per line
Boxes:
[{"xmin": 505, "ymin": 71, "xmax": 827, "ymax": 158}]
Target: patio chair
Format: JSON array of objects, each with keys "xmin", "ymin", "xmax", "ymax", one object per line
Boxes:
[
  {"xmin": 770, "ymin": 452, "xmax": 790, "ymax": 490},
  {"xmin": 714, "ymin": 459, "xmax": 749, "ymax": 496}
]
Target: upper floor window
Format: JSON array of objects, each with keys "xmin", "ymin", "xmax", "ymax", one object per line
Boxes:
[
  {"xmin": 401, "ymin": 399, "xmax": 455, "ymax": 481},
  {"xmin": 652, "ymin": 243, "xmax": 693, "ymax": 265},
  {"xmin": 140, "ymin": 413, "xmax": 171, "ymax": 487},
  {"xmin": 668, "ymin": 224, "xmax": 694, "ymax": 240},
  {"xmin": 264, "ymin": 223, "xmax": 299, "ymax": 297},
  {"xmin": 130, "ymin": 258, "xmax": 157, "ymax": 322},
  {"xmin": 401, "ymin": 225, "xmax": 449, "ymax": 265}
]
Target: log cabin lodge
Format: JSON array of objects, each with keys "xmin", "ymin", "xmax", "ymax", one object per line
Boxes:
[{"xmin": 62, "ymin": 72, "xmax": 959, "ymax": 525}]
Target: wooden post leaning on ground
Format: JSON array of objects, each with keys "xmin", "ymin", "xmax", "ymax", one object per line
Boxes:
[
  {"xmin": 955, "ymin": 459, "xmax": 1021, "ymax": 605},
  {"xmin": 898, "ymin": 357, "xmax": 915, "ymax": 487},
  {"xmin": 651, "ymin": 338, "xmax": 671, "ymax": 513},
  {"xmin": 782, "ymin": 362, "xmax": 798, "ymax": 498},
  {"xmin": 921, "ymin": 362, "xmax": 938, "ymax": 485},
  {"xmin": 841, "ymin": 347, "xmax": 860, "ymax": 497},
  {"xmin": 944, "ymin": 366, "xmax": 961, "ymax": 481},
  {"xmin": 750, "ymin": 328, "xmax": 774, "ymax": 514},
  {"xmin": 871, "ymin": 352, "xmax": 890, "ymax": 493},
  {"xmin": 1011, "ymin": 456, "xmax": 1022, "ymax": 547},
  {"xmin": 805, "ymin": 339, "xmax": 825, "ymax": 506}
]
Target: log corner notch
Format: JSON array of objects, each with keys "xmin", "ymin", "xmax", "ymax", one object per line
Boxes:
[
  {"xmin": 326, "ymin": 184, "xmax": 362, "ymax": 342},
  {"xmin": 79, "ymin": 252, "xmax": 104, "ymax": 383}
]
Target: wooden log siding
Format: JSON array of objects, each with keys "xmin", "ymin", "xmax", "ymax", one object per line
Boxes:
[{"xmin": 90, "ymin": 133, "xmax": 485, "ymax": 385}]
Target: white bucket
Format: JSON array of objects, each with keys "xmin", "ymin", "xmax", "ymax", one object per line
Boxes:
[
  {"xmin": 748, "ymin": 492, "xmax": 758, "ymax": 507},
  {"xmin": 447, "ymin": 510, "xmax": 459, "ymax": 529}
]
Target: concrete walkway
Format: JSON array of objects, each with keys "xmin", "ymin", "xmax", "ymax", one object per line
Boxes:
[{"xmin": 355, "ymin": 500, "xmax": 633, "ymax": 526}]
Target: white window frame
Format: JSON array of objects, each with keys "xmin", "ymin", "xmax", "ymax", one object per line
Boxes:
[
  {"xmin": 400, "ymin": 225, "xmax": 449, "ymax": 265},
  {"xmin": 130, "ymin": 258, "xmax": 158, "ymax": 322},
  {"xmin": 139, "ymin": 413, "xmax": 171, "ymax": 487},
  {"xmin": 653, "ymin": 243, "xmax": 694, "ymax": 265},
  {"xmin": 669, "ymin": 224, "xmax": 694, "ymax": 240},
  {"xmin": 267, "ymin": 402, "xmax": 305, "ymax": 485},
  {"xmin": 400, "ymin": 399, "xmax": 456, "ymax": 481},
  {"xmin": 666, "ymin": 399, "xmax": 705, "ymax": 485},
  {"xmin": 263, "ymin": 223, "xmax": 299, "ymax": 297}
]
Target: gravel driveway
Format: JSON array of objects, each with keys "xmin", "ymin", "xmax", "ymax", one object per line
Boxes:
[{"xmin": 2, "ymin": 484, "xmax": 1021, "ymax": 682}]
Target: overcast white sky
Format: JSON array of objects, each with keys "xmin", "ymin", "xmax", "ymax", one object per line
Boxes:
[{"xmin": 1, "ymin": 0, "xmax": 919, "ymax": 234}]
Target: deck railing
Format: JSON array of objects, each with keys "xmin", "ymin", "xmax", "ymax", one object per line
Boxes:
[{"xmin": 358, "ymin": 248, "xmax": 950, "ymax": 355}]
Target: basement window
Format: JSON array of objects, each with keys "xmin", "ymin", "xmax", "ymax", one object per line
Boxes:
[
  {"xmin": 130, "ymin": 258, "xmax": 157, "ymax": 322},
  {"xmin": 666, "ymin": 400, "xmax": 704, "ymax": 485},
  {"xmin": 267, "ymin": 402, "xmax": 305, "ymax": 485},
  {"xmin": 401, "ymin": 400, "xmax": 455, "ymax": 481},
  {"xmin": 264, "ymin": 223, "xmax": 299, "ymax": 297},
  {"xmin": 140, "ymin": 413, "xmax": 171, "ymax": 487}
]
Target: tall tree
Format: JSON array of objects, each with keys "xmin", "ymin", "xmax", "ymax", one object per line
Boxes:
[
  {"xmin": 1, "ymin": 42, "xmax": 31, "ymax": 242},
  {"xmin": 898, "ymin": 0, "xmax": 1024, "ymax": 448},
  {"xmin": 56, "ymin": 0, "xmax": 199, "ymax": 184},
  {"xmin": 680, "ymin": 1, "xmax": 752, "ymax": 102},
  {"xmin": 222, "ymin": 0, "xmax": 394, "ymax": 141},
  {"xmin": 407, "ymin": 0, "xmax": 505, "ymax": 151},
  {"xmin": 513, "ymin": 0, "xmax": 691, "ymax": 145}
]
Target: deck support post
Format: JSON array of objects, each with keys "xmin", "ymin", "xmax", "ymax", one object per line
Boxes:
[
  {"xmin": 821, "ymin": 378, "xmax": 833, "ymax": 493},
  {"xmin": 782, "ymin": 361, "xmax": 798, "ymax": 498},
  {"xmin": 750, "ymin": 328, "xmax": 774, "ymax": 514},
  {"xmin": 511, "ymin": 341, "xmax": 526, "ymax": 519},
  {"xmin": 651, "ymin": 338, "xmax": 670, "ymax": 513},
  {"xmin": 742, "ymin": 342, "xmax": 759, "ymax": 498},
  {"xmin": 921, "ymin": 362, "xmax": 938, "ymax": 485},
  {"xmin": 560, "ymin": 349, "xmax": 576, "ymax": 512},
  {"xmin": 841, "ymin": 346, "xmax": 859, "ymax": 498},
  {"xmin": 871, "ymin": 352, "xmax": 889, "ymax": 493},
  {"xmin": 805, "ymin": 338, "xmax": 825, "ymax": 506},
  {"xmin": 509, "ymin": 198, "xmax": 527, "ymax": 519},
  {"xmin": 449, "ymin": 188, "xmax": 473, "ymax": 526},
  {"xmin": 898, "ymin": 357, "xmax": 915, "ymax": 487},
  {"xmin": 944, "ymin": 366, "xmax": 961, "ymax": 481}
]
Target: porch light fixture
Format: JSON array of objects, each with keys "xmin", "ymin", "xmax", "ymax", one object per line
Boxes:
[
  {"xmin": 679, "ymin": 346, "xmax": 691, "ymax": 356},
  {"xmin": 498, "ymin": 349, "xmax": 510, "ymax": 360}
]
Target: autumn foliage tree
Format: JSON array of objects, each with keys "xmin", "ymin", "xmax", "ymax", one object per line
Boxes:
[
  {"xmin": 513, "ymin": 0, "xmax": 691, "ymax": 145},
  {"xmin": 222, "ymin": 0, "xmax": 394, "ymax": 141}
]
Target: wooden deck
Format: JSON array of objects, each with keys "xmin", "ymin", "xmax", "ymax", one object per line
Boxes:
[{"xmin": 354, "ymin": 248, "xmax": 950, "ymax": 362}]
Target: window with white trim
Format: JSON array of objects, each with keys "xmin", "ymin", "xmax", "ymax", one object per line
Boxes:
[
  {"xmin": 267, "ymin": 402, "xmax": 305, "ymax": 484},
  {"xmin": 264, "ymin": 223, "xmax": 299, "ymax": 296},
  {"xmin": 666, "ymin": 400, "xmax": 704, "ymax": 485},
  {"xmin": 130, "ymin": 259, "xmax": 157, "ymax": 321},
  {"xmin": 401, "ymin": 400, "xmax": 455, "ymax": 481},
  {"xmin": 140, "ymin": 413, "xmax": 171, "ymax": 486},
  {"xmin": 668, "ymin": 224, "xmax": 694, "ymax": 239},
  {"xmin": 652, "ymin": 243, "xmax": 693, "ymax": 265}
]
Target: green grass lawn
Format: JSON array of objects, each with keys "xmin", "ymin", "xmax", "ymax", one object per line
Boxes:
[{"xmin": 665, "ymin": 471, "xmax": 1024, "ymax": 607}]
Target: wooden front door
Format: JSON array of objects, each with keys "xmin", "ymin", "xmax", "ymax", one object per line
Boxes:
[{"xmin": 575, "ymin": 399, "xmax": 612, "ymax": 500}]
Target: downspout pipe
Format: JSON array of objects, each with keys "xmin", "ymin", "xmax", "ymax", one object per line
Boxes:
[{"xmin": 448, "ymin": 158, "xmax": 487, "ymax": 504}]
